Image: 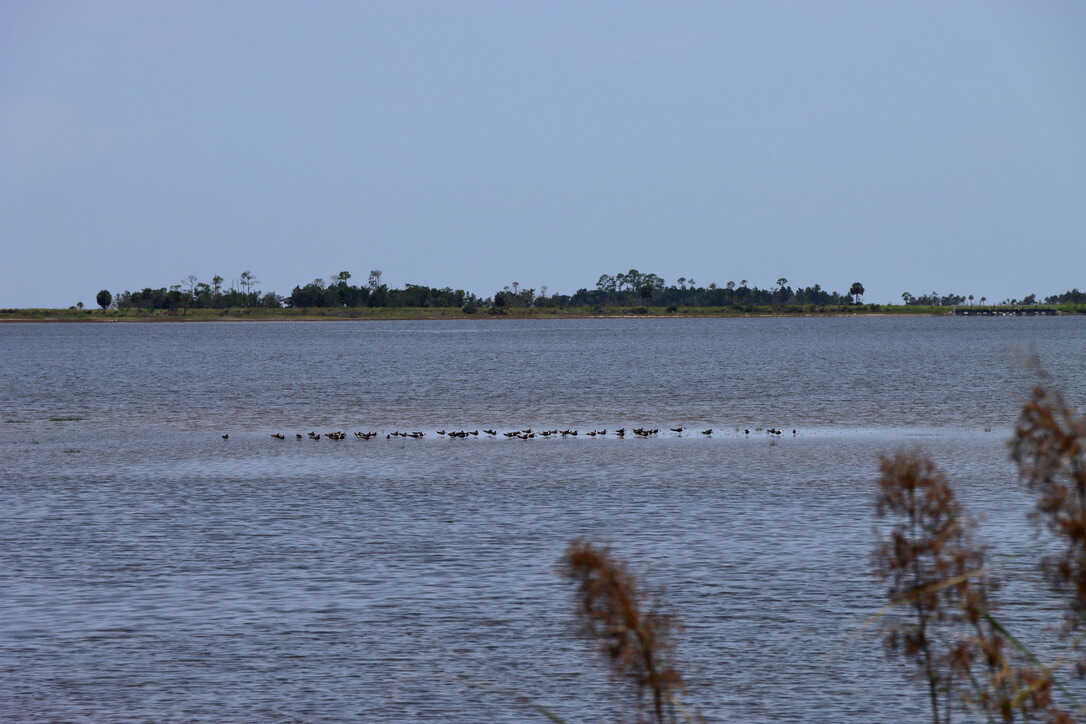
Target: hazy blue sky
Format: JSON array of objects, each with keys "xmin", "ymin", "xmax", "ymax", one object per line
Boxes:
[{"xmin": 2, "ymin": 1, "xmax": 1083, "ymax": 307}]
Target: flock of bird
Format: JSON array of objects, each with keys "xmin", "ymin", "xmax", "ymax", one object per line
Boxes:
[{"xmin": 222, "ymin": 426, "xmax": 798, "ymax": 441}]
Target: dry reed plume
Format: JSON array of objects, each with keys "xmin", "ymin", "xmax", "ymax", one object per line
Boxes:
[
  {"xmin": 873, "ymin": 451, "xmax": 1066, "ymax": 722},
  {"xmin": 1012, "ymin": 380, "xmax": 1086, "ymax": 673},
  {"xmin": 558, "ymin": 540, "xmax": 685, "ymax": 723}
]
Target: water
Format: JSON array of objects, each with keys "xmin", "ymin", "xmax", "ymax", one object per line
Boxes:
[{"xmin": 2, "ymin": 317, "xmax": 1085, "ymax": 721}]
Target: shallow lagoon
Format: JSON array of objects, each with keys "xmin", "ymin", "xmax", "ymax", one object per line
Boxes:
[{"xmin": 2, "ymin": 317, "xmax": 1084, "ymax": 721}]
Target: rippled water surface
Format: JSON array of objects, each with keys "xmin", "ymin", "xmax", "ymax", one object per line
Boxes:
[{"xmin": 3, "ymin": 317, "xmax": 1085, "ymax": 721}]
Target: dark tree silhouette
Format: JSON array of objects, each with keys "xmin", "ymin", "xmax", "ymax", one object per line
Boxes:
[{"xmin": 96, "ymin": 289, "xmax": 112, "ymax": 310}]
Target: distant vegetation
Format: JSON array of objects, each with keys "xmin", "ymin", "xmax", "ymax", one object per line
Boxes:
[
  {"xmin": 7, "ymin": 267, "xmax": 1085, "ymax": 317},
  {"xmin": 570, "ymin": 271, "xmax": 858, "ymax": 308},
  {"xmin": 901, "ymin": 289, "xmax": 1086, "ymax": 307}
]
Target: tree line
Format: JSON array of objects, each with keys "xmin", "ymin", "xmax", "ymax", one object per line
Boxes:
[
  {"xmin": 96, "ymin": 268, "xmax": 866, "ymax": 312},
  {"xmin": 573, "ymin": 271, "xmax": 863, "ymax": 308},
  {"xmin": 901, "ymin": 289, "xmax": 1086, "ymax": 307},
  {"xmin": 93, "ymin": 267, "xmax": 1083, "ymax": 312},
  {"xmin": 99, "ymin": 272, "xmax": 275, "ymax": 312},
  {"xmin": 285, "ymin": 270, "xmax": 481, "ymax": 310}
]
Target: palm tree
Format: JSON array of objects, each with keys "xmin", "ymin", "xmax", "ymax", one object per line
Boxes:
[{"xmin": 240, "ymin": 270, "xmax": 258, "ymax": 304}]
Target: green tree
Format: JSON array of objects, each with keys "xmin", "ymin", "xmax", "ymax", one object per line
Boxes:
[
  {"xmin": 850, "ymin": 281, "xmax": 865, "ymax": 304},
  {"xmin": 96, "ymin": 289, "xmax": 112, "ymax": 310},
  {"xmin": 240, "ymin": 270, "xmax": 258, "ymax": 302}
]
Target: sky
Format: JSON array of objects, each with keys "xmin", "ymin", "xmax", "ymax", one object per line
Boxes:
[{"xmin": 2, "ymin": 1, "xmax": 1083, "ymax": 307}]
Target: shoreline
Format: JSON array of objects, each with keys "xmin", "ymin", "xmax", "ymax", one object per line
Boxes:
[
  {"xmin": 0, "ymin": 309, "xmax": 961, "ymax": 323},
  {"xmin": 3, "ymin": 304, "xmax": 1080, "ymax": 323}
]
